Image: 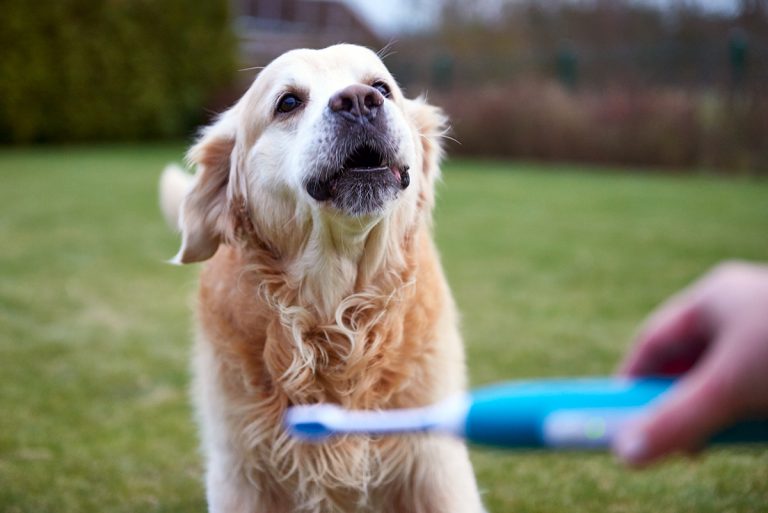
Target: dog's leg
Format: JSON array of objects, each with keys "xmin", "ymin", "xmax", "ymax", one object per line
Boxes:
[
  {"xmin": 206, "ymin": 450, "xmax": 299, "ymax": 513},
  {"xmin": 193, "ymin": 340, "xmax": 274, "ymax": 513},
  {"xmin": 389, "ymin": 437, "xmax": 486, "ymax": 513},
  {"xmin": 205, "ymin": 455, "xmax": 260, "ymax": 513}
]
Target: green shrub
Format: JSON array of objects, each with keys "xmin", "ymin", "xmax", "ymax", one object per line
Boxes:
[{"xmin": 0, "ymin": 0, "xmax": 235, "ymax": 143}]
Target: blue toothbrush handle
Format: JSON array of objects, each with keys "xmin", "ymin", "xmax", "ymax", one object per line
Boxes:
[{"xmin": 463, "ymin": 378, "xmax": 768, "ymax": 449}]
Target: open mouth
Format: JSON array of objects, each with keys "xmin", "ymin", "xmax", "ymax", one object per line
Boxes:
[
  {"xmin": 306, "ymin": 143, "xmax": 410, "ymax": 215},
  {"xmin": 335, "ymin": 143, "xmax": 407, "ymax": 185},
  {"xmin": 344, "ymin": 144, "xmax": 390, "ymax": 174}
]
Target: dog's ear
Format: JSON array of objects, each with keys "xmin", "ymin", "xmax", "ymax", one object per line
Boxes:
[
  {"xmin": 405, "ymin": 97, "xmax": 448, "ymax": 208},
  {"xmin": 172, "ymin": 112, "xmax": 242, "ymax": 264}
]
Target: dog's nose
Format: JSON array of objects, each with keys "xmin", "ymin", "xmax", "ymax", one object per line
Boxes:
[{"xmin": 328, "ymin": 85, "xmax": 384, "ymax": 122}]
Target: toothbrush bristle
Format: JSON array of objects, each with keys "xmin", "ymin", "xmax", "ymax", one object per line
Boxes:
[
  {"xmin": 288, "ymin": 420, "xmax": 333, "ymax": 440},
  {"xmin": 285, "ymin": 404, "xmax": 343, "ymax": 441}
]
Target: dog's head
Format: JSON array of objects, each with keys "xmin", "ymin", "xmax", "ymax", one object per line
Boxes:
[{"xmin": 174, "ymin": 44, "xmax": 446, "ymax": 266}]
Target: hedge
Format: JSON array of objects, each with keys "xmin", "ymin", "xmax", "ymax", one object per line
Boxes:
[
  {"xmin": 0, "ymin": 0, "xmax": 235, "ymax": 143},
  {"xmin": 436, "ymin": 82, "xmax": 768, "ymax": 174}
]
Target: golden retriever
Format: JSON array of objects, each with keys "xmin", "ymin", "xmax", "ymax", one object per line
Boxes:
[{"xmin": 160, "ymin": 44, "xmax": 484, "ymax": 513}]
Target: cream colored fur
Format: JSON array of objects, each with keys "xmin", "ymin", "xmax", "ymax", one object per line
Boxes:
[
  {"xmin": 160, "ymin": 44, "xmax": 485, "ymax": 513},
  {"xmin": 159, "ymin": 164, "xmax": 193, "ymax": 231}
]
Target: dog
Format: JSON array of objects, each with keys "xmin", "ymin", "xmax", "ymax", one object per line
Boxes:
[{"xmin": 160, "ymin": 44, "xmax": 484, "ymax": 513}]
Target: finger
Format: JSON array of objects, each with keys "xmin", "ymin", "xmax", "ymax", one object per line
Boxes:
[
  {"xmin": 613, "ymin": 356, "xmax": 735, "ymax": 467},
  {"xmin": 618, "ymin": 298, "xmax": 704, "ymax": 377}
]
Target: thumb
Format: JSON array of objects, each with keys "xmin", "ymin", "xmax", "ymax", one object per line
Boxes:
[{"xmin": 613, "ymin": 358, "xmax": 736, "ymax": 467}]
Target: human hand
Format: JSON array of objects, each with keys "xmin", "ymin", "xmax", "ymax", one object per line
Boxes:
[{"xmin": 613, "ymin": 261, "xmax": 768, "ymax": 467}]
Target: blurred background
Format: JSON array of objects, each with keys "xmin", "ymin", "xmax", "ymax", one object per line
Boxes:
[
  {"xmin": 2, "ymin": 0, "xmax": 767, "ymax": 172},
  {"xmin": 1, "ymin": 1, "xmax": 767, "ymax": 512}
]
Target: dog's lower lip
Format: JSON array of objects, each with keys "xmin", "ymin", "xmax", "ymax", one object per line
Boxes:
[
  {"xmin": 347, "ymin": 165, "xmax": 389, "ymax": 173},
  {"xmin": 305, "ymin": 163, "xmax": 408, "ymax": 208},
  {"xmin": 346, "ymin": 164, "xmax": 406, "ymax": 185},
  {"xmin": 306, "ymin": 178, "xmax": 333, "ymax": 201}
]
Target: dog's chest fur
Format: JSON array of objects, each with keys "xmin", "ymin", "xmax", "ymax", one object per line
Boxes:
[{"xmin": 193, "ymin": 228, "xmax": 459, "ymax": 511}]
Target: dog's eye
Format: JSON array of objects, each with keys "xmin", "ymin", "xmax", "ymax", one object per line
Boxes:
[
  {"xmin": 372, "ymin": 81, "xmax": 391, "ymax": 98},
  {"xmin": 276, "ymin": 94, "xmax": 302, "ymax": 114}
]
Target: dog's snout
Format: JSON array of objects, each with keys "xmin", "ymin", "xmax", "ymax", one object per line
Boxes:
[{"xmin": 329, "ymin": 85, "xmax": 384, "ymax": 122}]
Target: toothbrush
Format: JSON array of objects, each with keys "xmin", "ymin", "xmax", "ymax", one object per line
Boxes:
[{"xmin": 285, "ymin": 377, "xmax": 768, "ymax": 449}]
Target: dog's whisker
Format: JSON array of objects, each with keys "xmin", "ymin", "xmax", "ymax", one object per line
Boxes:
[
  {"xmin": 437, "ymin": 133, "xmax": 462, "ymax": 145},
  {"xmin": 376, "ymin": 40, "xmax": 399, "ymax": 61},
  {"xmin": 417, "ymin": 128, "xmax": 460, "ymax": 146}
]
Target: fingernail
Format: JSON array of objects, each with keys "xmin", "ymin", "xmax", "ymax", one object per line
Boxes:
[{"xmin": 614, "ymin": 428, "xmax": 648, "ymax": 465}]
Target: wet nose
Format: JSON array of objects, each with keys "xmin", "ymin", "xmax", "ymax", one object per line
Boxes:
[{"xmin": 328, "ymin": 84, "xmax": 384, "ymax": 122}]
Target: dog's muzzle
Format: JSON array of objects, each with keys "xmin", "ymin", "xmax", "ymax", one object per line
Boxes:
[{"xmin": 306, "ymin": 85, "xmax": 410, "ymax": 216}]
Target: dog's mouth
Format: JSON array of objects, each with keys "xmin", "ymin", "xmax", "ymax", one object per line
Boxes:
[{"xmin": 306, "ymin": 143, "xmax": 410, "ymax": 216}]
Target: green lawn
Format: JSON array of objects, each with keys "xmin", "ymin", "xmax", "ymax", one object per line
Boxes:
[{"xmin": 1, "ymin": 145, "xmax": 766, "ymax": 512}]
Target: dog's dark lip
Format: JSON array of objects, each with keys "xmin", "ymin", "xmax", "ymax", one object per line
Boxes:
[
  {"xmin": 347, "ymin": 165, "xmax": 389, "ymax": 173},
  {"xmin": 346, "ymin": 165, "xmax": 395, "ymax": 181},
  {"xmin": 306, "ymin": 166, "xmax": 403, "ymax": 203},
  {"xmin": 306, "ymin": 142, "xmax": 409, "ymax": 204}
]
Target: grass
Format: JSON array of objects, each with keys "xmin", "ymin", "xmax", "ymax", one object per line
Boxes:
[{"xmin": 0, "ymin": 145, "xmax": 766, "ymax": 512}]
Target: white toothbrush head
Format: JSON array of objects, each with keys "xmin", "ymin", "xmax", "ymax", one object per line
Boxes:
[{"xmin": 285, "ymin": 396, "xmax": 471, "ymax": 441}]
